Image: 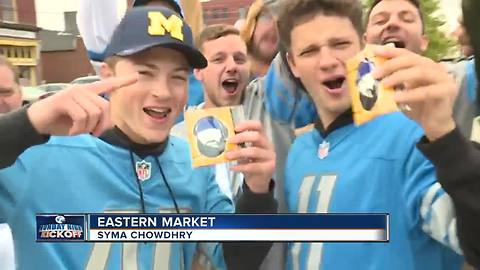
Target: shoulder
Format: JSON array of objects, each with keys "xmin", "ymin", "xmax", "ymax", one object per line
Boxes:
[
  {"xmin": 46, "ymin": 134, "xmax": 98, "ymax": 149},
  {"xmin": 171, "ymin": 121, "xmax": 187, "ymax": 139},
  {"xmin": 161, "ymin": 136, "xmax": 192, "ymax": 164}
]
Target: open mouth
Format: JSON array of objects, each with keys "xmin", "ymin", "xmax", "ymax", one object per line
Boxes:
[
  {"xmin": 323, "ymin": 77, "xmax": 345, "ymax": 93},
  {"xmin": 222, "ymin": 78, "xmax": 239, "ymax": 94},
  {"xmin": 143, "ymin": 107, "xmax": 172, "ymax": 120},
  {"xmin": 382, "ymin": 38, "xmax": 406, "ymax": 48}
]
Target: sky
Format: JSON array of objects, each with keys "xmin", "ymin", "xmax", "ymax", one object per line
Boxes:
[{"xmin": 34, "ymin": 0, "xmax": 463, "ymax": 33}]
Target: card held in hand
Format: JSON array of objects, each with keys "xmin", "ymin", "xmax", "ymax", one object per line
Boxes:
[
  {"xmin": 185, "ymin": 106, "xmax": 245, "ymax": 167},
  {"xmin": 347, "ymin": 45, "xmax": 398, "ymax": 125}
]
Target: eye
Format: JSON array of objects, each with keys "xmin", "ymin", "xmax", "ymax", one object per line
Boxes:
[
  {"xmin": 138, "ymin": 70, "xmax": 153, "ymax": 77},
  {"xmin": 371, "ymin": 15, "xmax": 388, "ymax": 26},
  {"xmin": 373, "ymin": 18, "xmax": 387, "ymax": 25},
  {"xmin": 210, "ymin": 55, "xmax": 225, "ymax": 64},
  {"xmin": 300, "ymin": 47, "xmax": 318, "ymax": 57},
  {"xmin": 234, "ymin": 56, "xmax": 247, "ymax": 64},
  {"xmin": 332, "ymin": 41, "xmax": 352, "ymax": 49},
  {"xmin": 400, "ymin": 12, "xmax": 416, "ymax": 23},
  {"xmin": 0, "ymin": 89, "xmax": 14, "ymax": 96},
  {"xmin": 172, "ymin": 74, "xmax": 188, "ymax": 82}
]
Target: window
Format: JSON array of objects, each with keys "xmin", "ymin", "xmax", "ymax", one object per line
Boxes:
[{"xmin": 0, "ymin": 0, "xmax": 16, "ymax": 22}]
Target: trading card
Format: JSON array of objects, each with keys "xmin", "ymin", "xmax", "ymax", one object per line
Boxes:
[
  {"xmin": 347, "ymin": 45, "xmax": 398, "ymax": 125},
  {"xmin": 185, "ymin": 106, "xmax": 245, "ymax": 167}
]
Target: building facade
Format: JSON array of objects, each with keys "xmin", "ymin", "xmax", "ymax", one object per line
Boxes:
[
  {"xmin": 201, "ymin": 0, "xmax": 254, "ymax": 25},
  {"xmin": 0, "ymin": 0, "xmax": 41, "ymax": 85}
]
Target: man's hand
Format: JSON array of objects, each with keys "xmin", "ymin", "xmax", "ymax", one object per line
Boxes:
[
  {"xmin": 225, "ymin": 120, "xmax": 276, "ymax": 193},
  {"xmin": 372, "ymin": 45, "xmax": 459, "ymax": 141},
  {"xmin": 27, "ymin": 74, "xmax": 137, "ymax": 137}
]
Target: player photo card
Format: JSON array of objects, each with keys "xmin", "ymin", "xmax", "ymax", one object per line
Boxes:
[
  {"xmin": 185, "ymin": 106, "xmax": 245, "ymax": 167},
  {"xmin": 347, "ymin": 45, "xmax": 398, "ymax": 125}
]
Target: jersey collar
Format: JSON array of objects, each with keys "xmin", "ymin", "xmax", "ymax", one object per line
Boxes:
[
  {"xmin": 99, "ymin": 127, "xmax": 168, "ymax": 159},
  {"xmin": 315, "ymin": 108, "xmax": 353, "ymax": 138}
]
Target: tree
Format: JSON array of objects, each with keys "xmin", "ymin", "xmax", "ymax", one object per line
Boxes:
[{"xmin": 363, "ymin": 0, "xmax": 456, "ymax": 61}]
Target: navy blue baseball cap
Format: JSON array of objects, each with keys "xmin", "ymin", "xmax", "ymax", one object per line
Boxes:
[
  {"xmin": 104, "ymin": 6, "xmax": 207, "ymax": 69},
  {"xmin": 133, "ymin": 0, "xmax": 183, "ymax": 16}
]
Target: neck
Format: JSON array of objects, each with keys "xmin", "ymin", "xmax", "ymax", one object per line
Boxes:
[
  {"xmin": 203, "ymin": 98, "xmax": 215, "ymax": 109},
  {"xmin": 114, "ymin": 119, "xmax": 156, "ymax": 145},
  {"xmin": 318, "ymin": 109, "xmax": 340, "ymax": 130},
  {"xmin": 249, "ymin": 57, "xmax": 270, "ymax": 77}
]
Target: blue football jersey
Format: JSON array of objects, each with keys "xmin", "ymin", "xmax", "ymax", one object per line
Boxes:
[
  {"xmin": 0, "ymin": 135, "xmax": 232, "ymax": 270},
  {"xmin": 285, "ymin": 112, "xmax": 463, "ymax": 270}
]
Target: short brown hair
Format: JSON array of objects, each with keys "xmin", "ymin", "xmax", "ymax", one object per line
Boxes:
[
  {"xmin": 277, "ymin": 0, "xmax": 364, "ymax": 51},
  {"xmin": 104, "ymin": 55, "xmax": 123, "ymax": 70},
  {"xmin": 366, "ymin": 0, "xmax": 424, "ymax": 32},
  {"xmin": 0, "ymin": 55, "xmax": 19, "ymax": 85},
  {"xmin": 196, "ymin": 24, "xmax": 240, "ymax": 51}
]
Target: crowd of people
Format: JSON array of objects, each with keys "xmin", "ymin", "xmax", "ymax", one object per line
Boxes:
[{"xmin": 0, "ymin": 0, "xmax": 479, "ymax": 269}]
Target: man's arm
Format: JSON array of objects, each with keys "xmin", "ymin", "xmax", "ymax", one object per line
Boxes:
[
  {"xmin": 372, "ymin": 43, "xmax": 480, "ymax": 267},
  {"xmin": 418, "ymin": 128, "xmax": 480, "ymax": 268},
  {"xmin": 222, "ymin": 181, "xmax": 277, "ymax": 270},
  {"xmin": 1, "ymin": 75, "xmax": 137, "ymax": 168},
  {"xmin": 0, "ymin": 108, "xmax": 48, "ymax": 168}
]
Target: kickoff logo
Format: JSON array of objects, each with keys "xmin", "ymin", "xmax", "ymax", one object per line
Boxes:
[{"xmin": 36, "ymin": 214, "xmax": 85, "ymax": 242}]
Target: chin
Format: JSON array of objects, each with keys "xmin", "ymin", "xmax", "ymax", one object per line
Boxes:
[{"xmin": 140, "ymin": 128, "xmax": 170, "ymax": 144}]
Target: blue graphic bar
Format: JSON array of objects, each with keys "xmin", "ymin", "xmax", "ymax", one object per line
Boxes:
[{"xmin": 88, "ymin": 214, "xmax": 388, "ymax": 229}]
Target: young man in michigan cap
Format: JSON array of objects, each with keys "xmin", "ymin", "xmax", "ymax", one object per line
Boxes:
[{"xmin": 0, "ymin": 6, "xmax": 276, "ymax": 270}]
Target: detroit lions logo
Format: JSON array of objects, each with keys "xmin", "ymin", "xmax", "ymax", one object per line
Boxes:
[
  {"xmin": 55, "ymin": 215, "xmax": 66, "ymax": 224},
  {"xmin": 357, "ymin": 58, "xmax": 380, "ymax": 111}
]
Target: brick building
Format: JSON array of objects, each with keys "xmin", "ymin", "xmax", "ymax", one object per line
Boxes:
[
  {"xmin": 0, "ymin": 0, "xmax": 41, "ymax": 85},
  {"xmin": 39, "ymin": 11, "xmax": 94, "ymax": 83},
  {"xmin": 201, "ymin": 0, "xmax": 254, "ymax": 25}
]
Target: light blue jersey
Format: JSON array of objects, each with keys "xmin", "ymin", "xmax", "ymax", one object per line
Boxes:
[
  {"xmin": 0, "ymin": 135, "xmax": 232, "ymax": 270},
  {"xmin": 285, "ymin": 112, "xmax": 463, "ymax": 270}
]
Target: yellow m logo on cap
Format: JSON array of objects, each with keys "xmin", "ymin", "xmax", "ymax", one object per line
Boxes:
[{"xmin": 148, "ymin": 12, "xmax": 184, "ymax": 41}]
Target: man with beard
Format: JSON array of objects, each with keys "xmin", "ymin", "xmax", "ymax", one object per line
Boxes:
[
  {"xmin": 240, "ymin": 0, "xmax": 279, "ymax": 78},
  {"xmin": 0, "ymin": 56, "xmax": 20, "ymax": 270}
]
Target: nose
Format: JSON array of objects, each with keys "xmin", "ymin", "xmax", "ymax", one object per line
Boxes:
[
  {"xmin": 318, "ymin": 47, "xmax": 340, "ymax": 72},
  {"xmin": 384, "ymin": 15, "xmax": 401, "ymax": 32},
  {"xmin": 225, "ymin": 56, "xmax": 238, "ymax": 74},
  {"xmin": 150, "ymin": 76, "xmax": 173, "ymax": 100}
]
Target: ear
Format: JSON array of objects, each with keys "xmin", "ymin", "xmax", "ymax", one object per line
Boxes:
[
  {"xmin": 100, "ymin": 62, "xmax": 114, "ymax": 79},
  {"xmin": 193, "ymin": 68, "xmax": 203, "ymax": 81},
  {"xmin": 420, "ymin": 34, "xmax": 429, "ymax": 53},
  {"xmin": 363, "ymin": 32, "xmax": 368, "ymax": 44},
  {"xmin": 286, "ymin": 52, "xmax": 300, "ymax": 78}
]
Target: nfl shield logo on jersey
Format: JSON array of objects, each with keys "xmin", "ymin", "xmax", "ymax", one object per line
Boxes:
[
  {"xmin": 135, "ymin": 160, "xmax": 152, "ymax": 181},
  {"xmin": 318, "ymin": 141, "xmax": 330, "ymax": 159}
]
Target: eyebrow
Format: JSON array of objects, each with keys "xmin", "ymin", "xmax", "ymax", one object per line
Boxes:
[
  {"xmin": 138, "ymin": 63, "xmax": 189, "ymax": 72},
  {"xmin": 174, "ymin": 66, "xmax": 190, "ymax": 73},
  {"xmin": 138, "ymin": 63, "xmax": 160, "ymax": 70},
  {"xmin": 0, "ymin": 87, "xmax": 14, "ymax": 92},
  {"xmin": 371, "ymin": 12, "xmax": 389, "ymax": 20},
  {"xmin": 210, "ymin": 52, "xmax": 226, "ymax": 58}
]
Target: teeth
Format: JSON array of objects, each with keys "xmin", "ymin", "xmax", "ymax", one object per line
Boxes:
[
  {"xmin": 144, "ymin": 107, "xmax": 171, "ymax": 118},
  {"xmin": 148, "ymin": 108, "xmax": 168, "ymax": 114}
]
